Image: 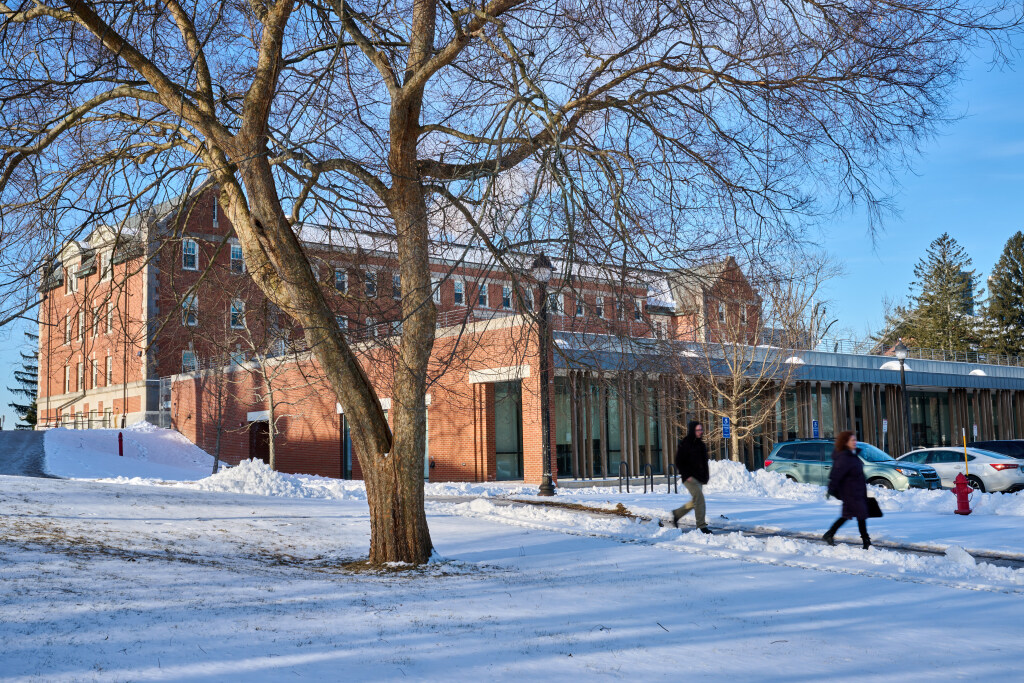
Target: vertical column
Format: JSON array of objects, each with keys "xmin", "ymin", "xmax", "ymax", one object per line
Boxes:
[{"xmin": 599, "ymin": 379, "xmax": 609, "ymax": 479}]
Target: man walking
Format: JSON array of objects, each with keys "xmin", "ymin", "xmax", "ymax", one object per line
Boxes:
[{"xmin": 671, "ymin": 421, "xmax": 712, "ymax": 534}]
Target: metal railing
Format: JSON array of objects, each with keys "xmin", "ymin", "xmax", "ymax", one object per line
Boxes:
[
  {"xmin": 642, "ymin": 463, "xmax": 655, "ymax": 493},
  {"xmin": 814, "ymin": 337, "xmax": 1024, "ymax": 368}
]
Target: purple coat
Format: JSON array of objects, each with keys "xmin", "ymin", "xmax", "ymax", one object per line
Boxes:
[{"xmin": 828, "ymin": 449, "xmax": 868, "ymax": 519}]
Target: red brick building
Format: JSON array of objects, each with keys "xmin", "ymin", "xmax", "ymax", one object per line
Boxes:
[{"xmin": 37, "ymin": 186, "xmax": 763, "ymax": 482}]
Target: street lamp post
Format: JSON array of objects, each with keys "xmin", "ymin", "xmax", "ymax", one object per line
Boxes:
[
  {"xmin": 532, "ymin": 254, "xmax": 555, "ymax": 497},
  {"xmin": 894, "ymin": 339, "xmax": 912, "ymax": 454}
]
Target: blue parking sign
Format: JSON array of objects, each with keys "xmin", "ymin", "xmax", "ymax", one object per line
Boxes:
[
  {"xmin": 812, "ymin": 420, "xmax": 819, "ymax": 439},
  {"xmin": 722, "ymin": 416, "xmax": 730, "ymax": 438}
]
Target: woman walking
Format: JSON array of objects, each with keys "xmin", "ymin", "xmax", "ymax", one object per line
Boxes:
[{"xmin": 823, "ymin": 430, "xmax": 871, "ymax": 549}]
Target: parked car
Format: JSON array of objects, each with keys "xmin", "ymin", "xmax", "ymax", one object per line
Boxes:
[
  {"xmin": 967, "ymin": 440, "xmax": 1024, "ymax": 459},
  {"xmin": 764, "ymin": 439, "xmax": 941, "ymax": 491},
  {"xmin": 897, "ymin": 447, "xmax": 1024, "ymax": 492}
]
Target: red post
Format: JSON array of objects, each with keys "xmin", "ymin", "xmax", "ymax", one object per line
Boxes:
[{"xmin": 118, "ymin": 431, "xmax": 124, "ymax": 457}]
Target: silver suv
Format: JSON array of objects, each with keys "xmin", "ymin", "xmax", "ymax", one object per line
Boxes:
[{"xmin": 764, "ymin": 439, "xmax": 941, "ymax": 491}]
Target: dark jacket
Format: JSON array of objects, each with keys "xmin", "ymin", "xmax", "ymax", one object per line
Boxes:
[
  {"xmin": 674, "ymin": 422, "xmax": 710, "ymax": 485},
  {"xmin": 828, "ymin": 448, "xmax": 868, "ymax": 519}
]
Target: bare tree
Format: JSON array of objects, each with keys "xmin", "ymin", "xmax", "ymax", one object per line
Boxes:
[
  {"xmin": 673, "ymin": 255, "xmax": 839, "ymax": 465},
  {"xmin": 1, "ymin": 0, "xmax": 1016, "ymax": 563}
]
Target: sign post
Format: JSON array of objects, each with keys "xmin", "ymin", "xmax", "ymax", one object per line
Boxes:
[
  {"xmin": 882, "ymin": 419, "xmax": 888, "ymax": 453},
  {"xmin": 722, "ymin": 416, "xmax": 731, "ymax": 461},
  {"xmin": 812, "ymin": 420, "xmax": 819, "ymax": 439}
]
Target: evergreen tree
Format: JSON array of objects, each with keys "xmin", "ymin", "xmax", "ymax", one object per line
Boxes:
[
  {"xmin": 902, "ymin": 233, "xmax": 980, "ymax": 353},
  {"xmin": 981, "ymin": 231, "xmax": 1024, "ymax": 357},
  {"xmin": 7, "ymin": 330, "xmax": 38, "ymax": 430}
]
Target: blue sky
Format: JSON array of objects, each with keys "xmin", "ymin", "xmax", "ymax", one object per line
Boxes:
[{"xmin": 1, "ymin": 51, "xmax": 1021, "ymax": 429}]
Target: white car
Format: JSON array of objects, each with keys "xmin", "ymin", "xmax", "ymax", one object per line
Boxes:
[{"xmin": 897, "ymin": 447, "xmax": 1024, "ymax": 493}]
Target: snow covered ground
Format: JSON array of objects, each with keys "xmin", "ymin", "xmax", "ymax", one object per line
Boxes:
[
  {"xmin": 3, "ymin": 459, "xmax": 1024, "ymax": 681},
  {"xmin": 43, "ymin": 425, "xmax": 223, "ymax": 481}
]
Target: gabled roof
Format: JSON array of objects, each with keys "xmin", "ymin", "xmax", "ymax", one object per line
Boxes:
[{"xmin": 666, "ymin": 257, "xmax": 741, "ymax": 313}]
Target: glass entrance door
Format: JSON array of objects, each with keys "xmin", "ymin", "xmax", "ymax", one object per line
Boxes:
[{"xmin": 494, "ymin": 381, "xmax": 523, "ymax": 480}]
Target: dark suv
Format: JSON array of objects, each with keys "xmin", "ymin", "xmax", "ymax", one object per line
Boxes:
[
  {"xmin": 968, "ymin": 440, "xmax": 1024, "ymax": 459},
  {"xmin": 764, "ymin": 439, "xmax": 941, "ymax": 490}
]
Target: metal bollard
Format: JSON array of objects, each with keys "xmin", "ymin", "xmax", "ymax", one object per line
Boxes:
[
  {"xmin": 118, "ymin": 431, "xmax": 124, "ymax": 457},
  {"xmin": 618, "ymin": 461, "xmax": 631, "ymax": 493},
  {"xmin": 643, "ymin": 463, "xmax": 654, "ymax": 493}
]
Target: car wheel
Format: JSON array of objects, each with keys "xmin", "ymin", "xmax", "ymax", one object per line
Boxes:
[
  {"xmin": 967, "ymin": 475, "xmax": 986, "ymax": 493},
  {"xmin": 869, "ymin": 478, "xmax": 893, "ymax": 489},
  {"xmin": 785, "ymin": 475, "xmax": 798, "ymax": 482}
]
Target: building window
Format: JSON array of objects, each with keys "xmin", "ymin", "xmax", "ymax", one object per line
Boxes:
[
  {"xmin": 78, "ymin": 311, "xmax": 85, "ymax": 341},
  {"xmin": 453, "ymin": 280, "xmax": 464, "ymax": 305},
  {"xmin": 230, "ymin": 244, "xmax": 245, "ymax": 274},
  {"xmin": 182, "ymin": 294, "xmax": 198, "ymax": 327},
  {"xmin": 182, "ymin": 350, "xmax": 198, "ymax": 373},
  {"xmin": 634, "ymin": 301, "xmax": 643, "ymax": 321},
  {"xmin": 230, "ymin": 299, "xmax": 245, "ymax": 329},
  {"xmin": 523, "ymin": 288, "xmax": 534, "ymax": 312},
  {"xmin": 66, "ymin": 268, "xmax": 78, "ymax": 294},
  {"xmin": 106, "ymin": 356, "xmax": 112, "ymax": 384},
  {"xmin": 182, "ymin": 239, "xmax": 198, "ymax": 271},
  {"xmin": 92, "ymin": 307, "xmax": 99, "ymax": 337},
  {"xmin": 616, "ymin": 299, "xmax": 625, "ymax": 320},
  {"xmin": 364, "ymin": 271, "xmax": 377, "ymax": 298},
  {"xmin": 212, "ymin": 195, "xmax": 219, "ymax": 227},
  {"xmin": 547, "ymin": 292, "xmax": 560, "ymax": 314},
  {"xmin": 229, "ymin": 345, "xmax": 245, "ymax": 366},
  {"xmin": 92, "ymin": 359, "xmax": 99, "ymax": 388},
  {"xmin": 99, "ymin": 253, "xmax": 111, "ymax": 282},
  {"xmin": 502, "ymin": 285, "xmax": 513, "ymax": 310},
  {"xmin": 334, "ymin": 269, "xmax": 348, "ymax": 293},
  {"xmin": 76, "ymin": 362, "xmax": 83, "ymax": 392},
  {"xmin": 335, "ymin": 315, "xmax": 348, "ymax": 330},
  {"xmin": 718, "ymin": 302, "xmax": 726, "ymax": 323},
  {"xmin": 595, "ymin": 296, "xmax": 604, "ymax": 319},
  {"xmin": 393, "ymin": 273, "xmax": 401, "ymax": 299},
  {"xmin": 575, "ymin": 298, "xmax": 584, "ymax": 317},
  {"xmin": 64, "ymin": 366, "xmax": 70, "ymax": 394},
  {"xmin": 432, "ymin": 277, "xmax": 442, "ymax": 304},
  {"xmin": 366, "ymin": 317, "xmax": 377, "ymax": 338},
  {"xmin": 478, "ymin": 283, "xmax": 489, "ymax": 308},
  {"xmin": 106, "ymin": 302, "xmax": 114, "ymax": 334},
  {"xmin": 741, "ymin": 306, "xmax": 748, "ymax": 325},
  {"xmin": 64, "ymin": 315, "xmax": 71, "ymax": 344}
]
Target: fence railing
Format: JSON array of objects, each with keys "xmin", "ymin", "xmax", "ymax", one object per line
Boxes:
[{"xmin": 814, "ymin": 337, "xmax": 1024, "ymax": 368}]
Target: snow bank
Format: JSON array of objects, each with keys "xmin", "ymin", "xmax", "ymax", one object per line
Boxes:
[
  {"xmin": 186, "ymin": 459, "xmax": 367, "ymax": 501},
  {"xmin": 44, "ymin": 424, "xmax": 221, "ymax": 481}
]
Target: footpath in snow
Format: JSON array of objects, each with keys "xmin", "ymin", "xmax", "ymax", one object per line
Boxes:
[{"xmin": 2, "ymin": 471, "xmax": 1024, "ymax": 681}]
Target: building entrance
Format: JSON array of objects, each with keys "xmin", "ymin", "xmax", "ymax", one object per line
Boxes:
[{"xmin": 494, "ymin": 381, "xmax": 523, "ymax": 480}]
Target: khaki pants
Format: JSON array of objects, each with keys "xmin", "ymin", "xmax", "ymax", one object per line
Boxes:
[{"xmin": 673, "ymin": 478, "xmax": 707, "ymax": 529}]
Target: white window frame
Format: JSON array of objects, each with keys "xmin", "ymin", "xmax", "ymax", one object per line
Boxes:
[
  {"xmin": 392, "ymin": 273, "xmax": 401, "ymax": 299},
  {"xmin": 366, "ymin": 316, "xmax": 377, "ymax": 338},
  {"xmin": 229, "ymin": 299, "xmax": 246, "ymax": 330},
  {"xmin": 66, "ymin": 268, "xmax": 78, "ymax": 294},
  {"xmin": 182, "ymin": 294, "xmax": 198, "ymax": 327},
  {"xmin": 718, "ymin": 302, "xmax": 726, "ymax": 323},
  {"xmin": 575, "ymin": 298, "xmax": 584, "ymax": 317},
  {"xmin": 78, "ymin": 311, "xmax": 85, "ymax": 341},
  {"xmin": 230, "ymin": 243, "xmax": 245, "ymax": 274},
  {"xmin": 523, "ymin": 288, "xmax": 534, "ymax": 312},
  {"xmin": 634, "ymin": 300, "xmax": 643, "ymax": 322},
  {"xmin": 106, "ymin": 302, "xmax": 114, "ymax": 334},
  {"xmin": 502, "ymin": 285, "xmax": 513, "ymax": 310},
  {"xmin": 64, "ymin": 366, "xmax": 71, "ymax": 394},
  {"xmin": 432, "ymin": 277, "xmax": 442, "ymax": 304},
  {"xmin": 182, "ymin": 349, "xmax": 198, "ymax": 373},
  {"xmin": 92, "ymin": 359, "xmax": 99, "ymax": 388},
  {"xmin": 182, "ymin": 239, "xmax": 198, "ymax": 271},
  {"xmin": 547, "ymin": 292, "xmax": 560, "ymax": 314},
  {"xmin": 740, "ymin": 305, "xmax": 748, "ymax": 326},
  {"xmin": 92, "ymin": 306, "xmax": 99, "ymax": 337},
  {"xmin": 64, "ymin": 315, "xmax": 71, "ymax": 344},
  {"xmin": 478, "ymin": 282, "xmax": 489, "ymax": 308},
  {"xmin": 106, "ymin": 356, "xmax": 113, "ymax": 385},
  {"xmin": 334, "ymin": 269, "xmax": 348, "ymax": 293},
  {"xmin": 364, "ymin": 270, "xmax": 377, "ymax": 298},
  {"xmin": 76, "ymin": 361, "xmax": 84, "ymax": 392},
  {"xmin": 453, "ymin": 280, "xmax": 464, "ymax": 305},
  {"xmin": 99, "ymin": 252, "xmax": 111, "ymax": 282},
  {"xmin": 212, "ymin": 195, "xmax": 219, "ymax": 228},
  {"xmin": 595, "ymin": 296, "xmax": 604, "ymax": 319}
]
